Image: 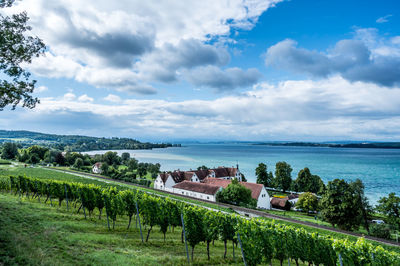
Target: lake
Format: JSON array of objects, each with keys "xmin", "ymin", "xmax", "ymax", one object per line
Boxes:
[{"xmin": 85, "ymin": 143, "xmax": 400, "ymax": 205}]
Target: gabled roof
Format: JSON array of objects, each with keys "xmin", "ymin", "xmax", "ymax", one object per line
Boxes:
[
  {"xmin": 203, "ymin": 178, "xmax": 264, "ymax": 199},
  {"xmin": 93, "ymin": 162, "xmax": 102, "ymax": 168},
  {"xmin": 172, "ymin": 181, "xmax": 221, "ymax": 195},
  {"xmin": 270, "ymin": 197, "xmax": 289, "ymax": 208}
]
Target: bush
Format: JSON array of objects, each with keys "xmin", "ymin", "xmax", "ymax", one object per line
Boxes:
[
  {"xmin": 369, "ymin": 224, "xmax": 392, "ymax": 240},
  {"xmin": 0, "ymin": 159, "xmax": 11, "ymax": 165}
]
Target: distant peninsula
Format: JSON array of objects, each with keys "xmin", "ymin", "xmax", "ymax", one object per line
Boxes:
[
  {"xmin": 253, "ymin": 142, "xmax": 400, "ymax": 149},
  {"xmin": 0, "ymin": 130, "xmax": 180, "ymax": 152}
]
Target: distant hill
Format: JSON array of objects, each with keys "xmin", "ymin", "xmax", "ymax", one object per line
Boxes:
[
  {"xmin": 254, "ymin": 141, "xmax": 400, "ymax": 149},
  {"xmin": 0, "ymin": 130, "xmax": 180, "ymax": 152}
]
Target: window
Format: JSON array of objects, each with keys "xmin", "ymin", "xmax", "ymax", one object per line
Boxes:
[
  {"xmin": 207, "ymin": 196, "xmax": 209, "ymax": 200},
  {"xmin": 182, "ymin": 192, "xmax": 184, "ymax": 195}
]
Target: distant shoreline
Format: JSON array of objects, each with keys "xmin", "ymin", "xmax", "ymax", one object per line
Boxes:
[{"xmin": 253, "ymin": 142, "xmax": 400, "ymax": 149}]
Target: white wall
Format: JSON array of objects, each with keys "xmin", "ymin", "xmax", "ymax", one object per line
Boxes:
[
  {"xmin": 257, "ymin": 186, "xmax": 271, "ymax": 209},
  {"xmin": 173, "ymin": 188, "xmax": 217, "ymax": 202},
  {"xmin": 154, "ymin": 175, "xmax": 163, "ymax": 190},
  {"xmin": 164, "ymin": 175, "xmax": 176, "ymax": 192}
]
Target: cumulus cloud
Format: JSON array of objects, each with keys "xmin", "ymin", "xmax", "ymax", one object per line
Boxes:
[
  {"xmin": 136, "ymin": 39, "xmax": 230, "ymax": 83},
  {"xmin": 35, "ymin": 86, "xmax": 48, "ymax": 93},
  {"xmin": 77, "ymin": 94, "xmax": 94, "ymax": 102},
  {"xmin": 186, "ymin": 66, "xmax": 261, "ymax": 91},
  {"xmin": 63, "ymin": 92, "xmax": 76, "ymax": 101},
  {"xmin": 104, "ymin": 94, "xmax": 122, "ymax": 103},
  {"xmin": 3, "ymin": 0, "xmax": 281, "ymax": 94},
  {"xmin": 5, "ymin": 77, "xmax": 400, "ymax": 141},
  {"xmin": 265, "ymin": 29, "xmax": 400, "ymax": 87}
]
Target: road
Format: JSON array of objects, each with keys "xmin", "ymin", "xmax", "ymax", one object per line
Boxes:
[{"xmin": 45, "ymin": 167, "xmax": 400, "ymax": 248}]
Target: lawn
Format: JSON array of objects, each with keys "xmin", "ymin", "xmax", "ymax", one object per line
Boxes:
[{"xmin": 0, "ymin": 192, "xmax": 310, "ymax": 266}]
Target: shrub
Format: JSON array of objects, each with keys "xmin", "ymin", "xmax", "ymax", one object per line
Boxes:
[{"xmin": 369, "ymin": 224, "xmax": 392, "ymax": 240}]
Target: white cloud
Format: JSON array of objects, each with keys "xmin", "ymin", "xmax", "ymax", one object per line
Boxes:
[
  {"xmin": 35, "ymin": 86, "xmax": 48, "ymax": 93},
  {"xmin": 8, "ymin": 76, "xmax": 400, "ymax": 141},
  {"xmin": 265, "ymin": 29, "xmax": 400, "ymax": 87},
  {"xmin": 104, "ymin": 94, "xmax": 122, "ymax": 103},
  {"xmin": 376, "ymin": 14, "xmax": 392, "ymax": 23},
  {"xmin": 3, "ymin": 0, "xmax": 282, "ymax": 94},
  {"xmin": 77, "ymin": 94, "xmax": 94, "ymax": 102},
  {"xmin": 63, "ymin": 92, "xmax": 76, "ymax": 101}
]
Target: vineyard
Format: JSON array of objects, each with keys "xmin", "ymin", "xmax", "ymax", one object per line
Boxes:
[{"xmin": 1, "ymin": 175, "xmax": 399, "ymax": 266}]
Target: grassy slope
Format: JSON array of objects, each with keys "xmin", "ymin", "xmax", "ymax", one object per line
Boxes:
[
  {"xmin": 0, "ymin": 193, "xmax": 307, "ymax": 266},
  {"xmin": 1, "ymin": 164, "xmax": 399, "ymax": 253}
]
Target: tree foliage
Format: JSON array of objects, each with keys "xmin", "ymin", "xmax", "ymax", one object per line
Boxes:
[
  {"xmin": 216, "ymin": 179, "xmax": 256, "ymax": 208},
  {"xmin": 376, "ymin": 192, "xmax": 400, "ymax": 231},
  {"xmin": 0, "ymin": 1, "xmax": 45, "ymax": 110},
  {"xmin": 0, "ymin": 142, "xmax": 18, "ymax": 159},
  {"xmin": 295, "ymin": 192, "xmax": 318, "ymax": 214},
  {"xmin": 274, "ymin": 161, "xmax": 292, "ymax": 192},
  {"xmin": 320, "ymin": 179, "xmax": 369, "ymax": 231},
  {"xmin": 294, "ymin": 167, "xmax": 325, "ymax": 194},
  {"xmin": 255, "ymin": 163, "xmax": 273, "ymax": 187}
]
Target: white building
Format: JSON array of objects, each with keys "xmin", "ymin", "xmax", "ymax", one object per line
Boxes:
[
  {"xmin": 203, "ymin": 178, "xmax": 271, "ymax": 209},
  {"xmin": 92, "ymin": 162, "xmax": 103, "ymax": 174},
  {"xmin": 154, "ymin": 166, "xmax": 243, "ymax": 191},
  {"xmin": 172, "ymin": 181, "xmax": 222, "ymax": 202}
]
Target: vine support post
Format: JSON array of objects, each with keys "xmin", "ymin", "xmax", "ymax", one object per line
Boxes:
[
  {"xmin": 339, "ymin": 253, "xmax": 343, "ymax": 266},
  {"xmin": 136, "ymin": 202, "xmax": 143, "ymax": 243},
  {"xmin": 65, "ymin": 184, "xmax": 69, "ymax": 211},
  {"xmin": 288, "ymin": 258, "xmax": 290, "ymax": 266},
  {"xmin": 48, "ymin": 184, "xmax": 52, "ymax": 206},
  {"xmin": 237, "ymin": 233, "xmax": 247, "ymax": 266},
  {"xmin": 181, "ymin": 213, "xmax": 190, "ymax": 264}
]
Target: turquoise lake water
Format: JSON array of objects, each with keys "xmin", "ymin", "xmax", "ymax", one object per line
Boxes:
[{"xmin": 86, "ymin": 144, "xmax": 400, "ymax": 205}]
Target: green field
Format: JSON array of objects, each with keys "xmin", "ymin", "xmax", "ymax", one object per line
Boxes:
[
  {"xmin": 0, "ymin": 192, "xmax": 312, "ymax": 265},
  {"xmin": 1, "ymin": 164, "xmax": 399, "ymax": 253}
]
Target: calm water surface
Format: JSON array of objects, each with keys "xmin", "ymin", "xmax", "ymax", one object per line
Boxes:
[{"xmin": 85, "ymin": 144, "xmax": 400, "ymax": 205}]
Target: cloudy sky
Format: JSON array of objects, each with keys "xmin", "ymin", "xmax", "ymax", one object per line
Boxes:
[{"xmin": 1, "ymin": 0, "xmax": 400, "ymax": 141}]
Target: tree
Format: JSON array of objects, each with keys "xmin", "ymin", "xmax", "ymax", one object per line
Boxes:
[
  {"xmin": 319, "ymin": 179, "xmax": 363, "ymax": 231},
  {"xmin": 28, "ymin": 153, "xmax": 40, "ymax": 164},
  {"xmin": 26, "ymin": 145, "xmax": 49, "ymax": 160},
  {"xmin": 53, "ymin": 152, "xmax": 65, "ymax": 166},
  {"xmin": 73, "ymin": 158, "xmax": 84, "ymax": 169},
  {"xmin": 216, "ymin": 179, "xmax": 256, "ymax": 208},
  {"xmin": 137, "ymin": 163, "xmax": 147, "ymax": 178},
  {"xmin": 294, "ymin": 167, "xmax": 325, "ymax": 194},
  {"xmin": 295, "ymin": 192, "xmax": 318, "ymax": 214},
  {"xmin": 1, "ymin": 142, "xmax": 18, "ymax": 159},
  {"xmin": 376, "ymin": 192, "xmax": 400, "ymax": 231},
  {"xmin": 100, "ymin": 162, "xmax": 109, "ymax": 175},
  {"xmin": 274, "ymin": 161, "xmax": 292, "ymax": 192},
  {"xmin": 0, "ymin": 1, "xmax": 45, "ymax": 110},
  {"xmin": 197, "ymin": 165, "xmax": 209, "ymax": 170},
  {"xmin": 121, "ymin": 152, "xmax": 130, "ymax": 162},
  {"xmin": 127, "ymin": 158, "xmax": 138, "ymax": 170},
  {"xmin": 103, "ymin": 151, "xmax": 120, "ymax": 166},
  {"xmin": 351, "ymin": 179, "xmax": 372, "ymax": 233},
  {"xmin": 256, "ymin": 163, "xmax": 273, "ymax": 187}
]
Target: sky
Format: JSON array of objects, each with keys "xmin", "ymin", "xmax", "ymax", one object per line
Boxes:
[{"xmin": 1, "ymin": 0, "xmax": 400, "ymax": 142}]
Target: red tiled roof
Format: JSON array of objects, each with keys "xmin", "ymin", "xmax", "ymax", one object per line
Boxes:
[
  {"xmin": 203, "ymin": 178, "xmax": 264, "ymax": 199},
  {"xmin": 172, "ymin": 181, "xmax": 221, "ymax": 195},
  {"xmin": 93, "ymin": 162, "xmax": 102, "ymax": 167},
  {"xmin": 270, "ymin": 197, "xmax": 289, "ymax": 208}
]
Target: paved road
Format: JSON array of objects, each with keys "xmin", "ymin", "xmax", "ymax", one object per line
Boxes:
[{"xmin": 45, "ymin": 167, "xmax": 400, "ymax": 248}]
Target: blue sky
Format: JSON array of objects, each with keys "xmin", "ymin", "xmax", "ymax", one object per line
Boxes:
[{"xmin": 1, "ymin": 0, "xmax": 400, "ymax": 141}]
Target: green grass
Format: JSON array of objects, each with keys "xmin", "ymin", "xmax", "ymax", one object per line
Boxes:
[
  {"xmin": 0, "ymin": 192, "xmax": 307, "ymax": 266},
  {"xmin": 1, "ymin": 164, "xmax": 399, "ymax": 253},
  {"xmin": 0, "ymin": 159, "xmax": 11, "ymax": 165}
]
